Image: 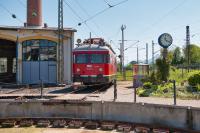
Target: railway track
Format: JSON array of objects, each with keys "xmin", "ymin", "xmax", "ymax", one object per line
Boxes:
[
  {"xmin": 51, "ymin": 83, "xmax": 112, "ymax": 101},
  {"xmin": 0, "ymin": 118, "xmax": 196, "ymax": 133},
  {"xmin": 0, "ymin": 83, "xmax": 112, "ymax": 100}
]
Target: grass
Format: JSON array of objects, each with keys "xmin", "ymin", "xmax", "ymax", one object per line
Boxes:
[
  {"xmin": 169, "ymin": 67, "xmax": 200, "ymax": 84},
  {"xmin": 116, "ymin": 70, "xmax": 133, "ymax": 81}
]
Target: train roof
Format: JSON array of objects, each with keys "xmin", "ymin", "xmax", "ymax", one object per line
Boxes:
[{"xmin": 73, "ymin": 44, "xmax": 116, "ymax": 54}]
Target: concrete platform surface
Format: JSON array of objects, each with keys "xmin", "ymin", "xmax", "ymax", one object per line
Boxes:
[{"xmin": 85, "ymin": 81, "xmax": 200, "ymax": 108}]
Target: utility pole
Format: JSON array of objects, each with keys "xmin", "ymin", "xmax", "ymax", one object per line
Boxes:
[
  {"xmin": 146, "ymin": 43, "xmax": 148, "ymax": 64},
  {"xmin": 137, "ymin": 45, "xmax": 139, "ymax": 64},
  {"xmin": 89, "ymin": 32, "xmax": 92, "ymax": 41},
  {"xmin": 58, "ymin": 0, "xmax": 64, "ymax": 84},
  {"xmin": 89, "ymin": 32, "xmax": 92, "ymax": 45},
  {"xmin": 186, "ymin": 26, "xmax": 190, "ymax": 72},
  {"xmin": 121, "ymin": 25, "xmax": 126, "ymax": 80},
  {"xmin": 119, "ymin": 43, "xmax": 122, "ymax": 74},
  {"xmin": 152, "ymin": 41, "xmax": 155, "ymax": 72}
]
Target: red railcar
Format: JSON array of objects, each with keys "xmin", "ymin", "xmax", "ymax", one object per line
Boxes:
[{"xmin": 73, "ymin": 38, "xmax": 117, "ymax": 84}]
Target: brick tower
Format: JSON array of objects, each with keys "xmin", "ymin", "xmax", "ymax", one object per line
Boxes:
[{"xmin": 27, "ymin": 0, "xmax": 42, "ymax": 27}]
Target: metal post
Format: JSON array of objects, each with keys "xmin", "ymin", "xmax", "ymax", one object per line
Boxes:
[
  {"xmin": 146, "ymin": 43, "xmax": 148, "ymax": 64},
  {"xmin": 58, "ymin": 0, "xmax": 64, "ymax": 84},
  {"xmin": 121, "ymin": 25, "xmax": 126, "ymax": 80},
  {"xmin": 40, "ymin": 80, "xmax": 43, "ymax": 99},
  {"xmin": 186, "ymin": 26, "xmax": 190, "ymax": 72},
  {"xmin": 137, "ymin": 46, "xmax": 139, "ymax": 64},
  {"xmin": 119, "ymin": 43, "xmax": 122, "ymax": 74},
  {"xmin": 89, "ymin": 32, "xmax": 92, "ymax": 45},
  {"xmin": 114, "ymin": 79, "xmax": 117, "ymax": 101},
  {"xmin": 134, "ymin": 87, "xmax": 136, "ymax": 103},
  {"xmin": 152, "ymin": 40, "xmax": 155, "ymax": 72},
  {"xmin": 173, "ymin": 80, "xmax": 176, "ymax": 105}
]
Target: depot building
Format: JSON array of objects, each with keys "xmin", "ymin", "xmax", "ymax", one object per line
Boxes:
[{"xmin": 0, "ymin": 0, "xmax": 76, "ymax": 85}]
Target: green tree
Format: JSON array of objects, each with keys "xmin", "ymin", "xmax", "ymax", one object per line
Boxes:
[
  {"xmin": 160, "ymin": 48, "xmax": 173, "ymax": 63},
  {"xmin": 125, "ymin": 61, "xmax": 137, "ymax": 70},
  {"xmin": 183, "ymin": 44, "xmax": 200, "ymax": 64},
  {"xmin": 171, "ymin": 47, "xmax": 182, "ymax": 65},
  {"xmin": 156, "ymin": 58, "xmax": 170, "ymax": 82}
]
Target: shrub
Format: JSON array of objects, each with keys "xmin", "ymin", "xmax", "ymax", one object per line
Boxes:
[
  {"xmin": 188, "ymin": 72, "xmax": 200, "ymax": 86},
  {"xmin": 137, "ymin": 88, "xmax": 151, "ymax": 97},
  {"xmin": 140, "ymin": 72, "xmax": 158, "ymax": 85},
  {"xmin": 143, "ymin": 82, "xmax": 152, "ymax": 89}
]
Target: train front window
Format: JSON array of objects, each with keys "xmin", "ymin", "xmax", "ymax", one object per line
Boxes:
[
  {"xmin": 75, "ymin": 54, "xmax": 89, "ymax": 64},
  {"xmin": 91, "ymin": 54, "xmax": 109, "ymax": 63}
]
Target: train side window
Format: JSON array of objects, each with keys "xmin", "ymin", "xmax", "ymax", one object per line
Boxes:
[
  {"xmin": 75, "ymin": 54, "xmax": 89, "ymax": 64},
  {"xmin": 91, "ymin": 54, "xmax": 104, "ymax": 63},
  {"xmin": 106, "ymin": 54, "xmax": 110, "ymax": 63}
]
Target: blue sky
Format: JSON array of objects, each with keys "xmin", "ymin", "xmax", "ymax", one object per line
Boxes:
[{"xmin": 0, "ymin": 0, "xmax": 200, "ymax": 64}]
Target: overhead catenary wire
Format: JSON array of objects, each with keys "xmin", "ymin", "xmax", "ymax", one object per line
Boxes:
[
  {"xmin": 73, "ymin": 0, "xmax": 105, "ymax": 37},
  {"xmin": 80, "ymin": 0, "xmax": 129, "ymax": 25},
  {"xmin": 137, "ymin": 0, "xmax": 187, "ymax": 39},
  {"xmin": 103, "ymin": 0, "xmax": 113, "ymax": 8},
  {"xmin": 124, "ymin": 40, "xmax": 140, "ymax": 51},
  {"xmin": 0, "ymin": 3, "xmax": 23, "ymax": 24},
  {"xmin": 18, "ymin": 0, "xmax": 26, "ymax": 8},
  {"xmin": 63, "ymin": 0, "xmax": 98, "ymax": 37}
]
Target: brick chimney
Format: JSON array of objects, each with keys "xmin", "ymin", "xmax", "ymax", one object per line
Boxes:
[{"xmin": 27, "ymin": 0, "xmax": 42, "ymax": 27}]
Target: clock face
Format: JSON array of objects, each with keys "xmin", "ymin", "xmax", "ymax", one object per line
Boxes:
[{"xmin": 158, "ymin": 33, "xmax": 173, "ymax": 48}]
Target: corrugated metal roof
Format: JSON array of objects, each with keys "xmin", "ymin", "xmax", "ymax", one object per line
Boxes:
[{"xmin": 0, "ymin": 25, "xmax": 77, "ymax": 32}]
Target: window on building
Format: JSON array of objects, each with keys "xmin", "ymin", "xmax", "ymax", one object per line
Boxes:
[
  {"xmin": 0, "ymin": 58, "xmax": 7, "ymax": 73},
  {"xmin": 48, "ymin": 46, "xmax": 56, "ymax": 61},
  {"xmin": 13, "ymin": 58, "xmax": 16, "ymax": 73},
  {"xmin": 22, "ymin": 39, "xmax": 57, "ymax": 61}
]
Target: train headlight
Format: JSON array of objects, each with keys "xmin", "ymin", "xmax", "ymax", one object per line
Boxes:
[
  {"xmin": 99, "ymin": 68, "xmax": 103, "ymax": 72},
  {"xmin": 77, "ymin": 68, "xmax": 80, "ymax": 72}
]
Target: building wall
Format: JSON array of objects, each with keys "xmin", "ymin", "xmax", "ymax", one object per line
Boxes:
[
  {"xmin": 63, "ymin": 32, "xmax": 74, "ymax": 84},
  {"xmin": 0, "ymin": 28, "xmax": 74, "ymax": 84}
]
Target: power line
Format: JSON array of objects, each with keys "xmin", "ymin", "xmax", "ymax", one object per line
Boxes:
[
  {"xmin": 0, "ymin": 3, "xmax": 23, "ymax": 24},
  {"xmin": 124, "ymin": 40, "xmax": 140, "ymax": 51},
  {"xmin": 80, "ymin": 0, "xmax": 129, "ymax": 24},
  {"xmin": 74, "ymin": 0, "xmax": 105, "ymax": 37},
  {"xmin": 103, "ymin": 0, "xmax": 113, "ymax": 8},
  {"xmin": 63, "ymin": 0, "xmax": 98, "ymax": 37},
  {"xmin": 18, "ymin": 0, "xmax": 26, "ymax": 8},
  {"xmin": 137, "ymin": 0, "xmax": 187, "ymax": 38}
]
